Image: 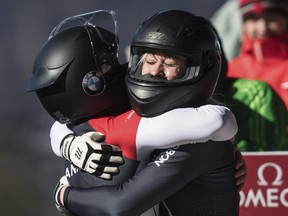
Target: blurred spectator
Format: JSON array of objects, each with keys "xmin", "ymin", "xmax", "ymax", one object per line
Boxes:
[
  {"xmin": 215, "ymin": 51, "xmax": 288, "ymax": 151},
  {"xmin": 227, "ymin": 0, "xmax": 288, "ymax": 109},
  {"xmin": 212, "ymin": 0, "xmax": 288, "ymax": 150},
  {"xmin": 211, "ymin": 0, "xmax": 243, "ymax": 61}
]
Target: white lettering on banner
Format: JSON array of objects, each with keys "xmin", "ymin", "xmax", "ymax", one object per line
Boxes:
[
  {"xmin": 240, "ymin": 161, "xmax": 288, "ymax": 208},
  {"xmin": 240, "ymin": 189, "xmax": 266, "ymax": 207},
  {"xmin": 258, "ymin": 162, "xmax": 283, "ymax": 186},
  {"xmin": 65, "ymin": 164, "xmax": 79, "ymax": 178},
  {"xmin": 154, "ymin": 146, "xmax": 179, "ymax": 167},
  {"xmin": 280, "ymin": 188, "xmax": 288, "ymax": 207},
  {"xmin": 240, "ymin": 188, "xmax": 288, "ymax": 207},
  {"xmin": 267, "ymin": 188, "xmax": 279, "ymax": 207}
]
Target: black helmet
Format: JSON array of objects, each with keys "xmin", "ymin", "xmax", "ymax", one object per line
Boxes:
[
  {"xmin": 126, "ymin": 10, "xmax": 222, "ymax": 117},
  {"xmin": 27, "ymin": 10, "xmax": 129, "ymax": 124}
]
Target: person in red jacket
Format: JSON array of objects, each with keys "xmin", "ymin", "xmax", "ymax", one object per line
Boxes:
[{"xmin": 228, "ymin": 0, "xmax": 288, "ymax": 109}]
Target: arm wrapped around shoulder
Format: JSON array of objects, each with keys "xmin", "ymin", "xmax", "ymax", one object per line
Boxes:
[
  {"xmin": 60, "ymin": 131, "xmax": 124, "ymax": 180},
  {"xmin": 210, "ymin": 106, "xmax": 238, "ymax": 141}
]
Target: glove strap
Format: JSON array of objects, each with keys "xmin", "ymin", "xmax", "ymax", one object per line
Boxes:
[{"xmin": 60, "ymin": 134, "xmax": 75, "ymax": 161}]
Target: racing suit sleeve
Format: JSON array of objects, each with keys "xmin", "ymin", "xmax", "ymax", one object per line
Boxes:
[
  {"xmin": 63, "ymin": 141, "xmax": 237, "ymax": 216},
  {"xmin": 135, "ymin": 105, "xmax": 237, "ymax": 152},
  {"xmin": 50, "ymin": 121, "xmax": 73, "ymax": 157},
  {"xmin": 50, "ymin": 105, "xmax": 238, "ymax": 158}
]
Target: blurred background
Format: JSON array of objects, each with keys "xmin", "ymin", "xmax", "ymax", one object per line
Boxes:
[{"xmin": 0, "ymin": 0, "xmax": 226, "ymax": 215}]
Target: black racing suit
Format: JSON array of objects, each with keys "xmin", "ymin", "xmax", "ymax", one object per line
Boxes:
[
  {"xmin": 53, "ymin": 106, "xmax": 239, "ymax": 216},
  {"xmin": 64, "ymin": 138, "xmax": 239, "ymax": 215}
]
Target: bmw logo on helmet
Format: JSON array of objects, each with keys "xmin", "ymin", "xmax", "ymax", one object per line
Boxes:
[{"xmin": 82, "ymin": 71, "xmax": 106, "ymax": 96}]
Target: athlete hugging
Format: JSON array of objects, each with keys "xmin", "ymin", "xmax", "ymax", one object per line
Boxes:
[
  {"xmin": 50, "ymin": 103, "xmax": 237, "ymax": 177},
  {"xmin": 27, "ymin": 10, "xmax": 245, "ymax": 216}
]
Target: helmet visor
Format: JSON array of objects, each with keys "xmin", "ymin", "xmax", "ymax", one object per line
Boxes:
[
  {"xmin": 129, "ymin": 50, "xmax": 202, "ymax": 86},
  {"xmin": 49, "ymin": 10, "xmax": 119, "ymax": 54}
]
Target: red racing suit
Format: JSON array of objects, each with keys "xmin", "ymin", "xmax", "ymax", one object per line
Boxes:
[{"xmin": 50, "ymin": 105, "xmax": 239, "ymax": 216}]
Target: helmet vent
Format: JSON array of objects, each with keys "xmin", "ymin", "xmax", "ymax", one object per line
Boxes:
[{"xmin": 179, "ymin": 26, "xmax": 196, "ymax": 38}]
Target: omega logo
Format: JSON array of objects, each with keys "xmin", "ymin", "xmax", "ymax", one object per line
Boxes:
[
  {"xmin": 240, "ymin": 161, "xmax": 288, "ymax": 208},
  {"xmin": 257, "ymin": 162, "xmax": 283, "ymax": 186}
]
